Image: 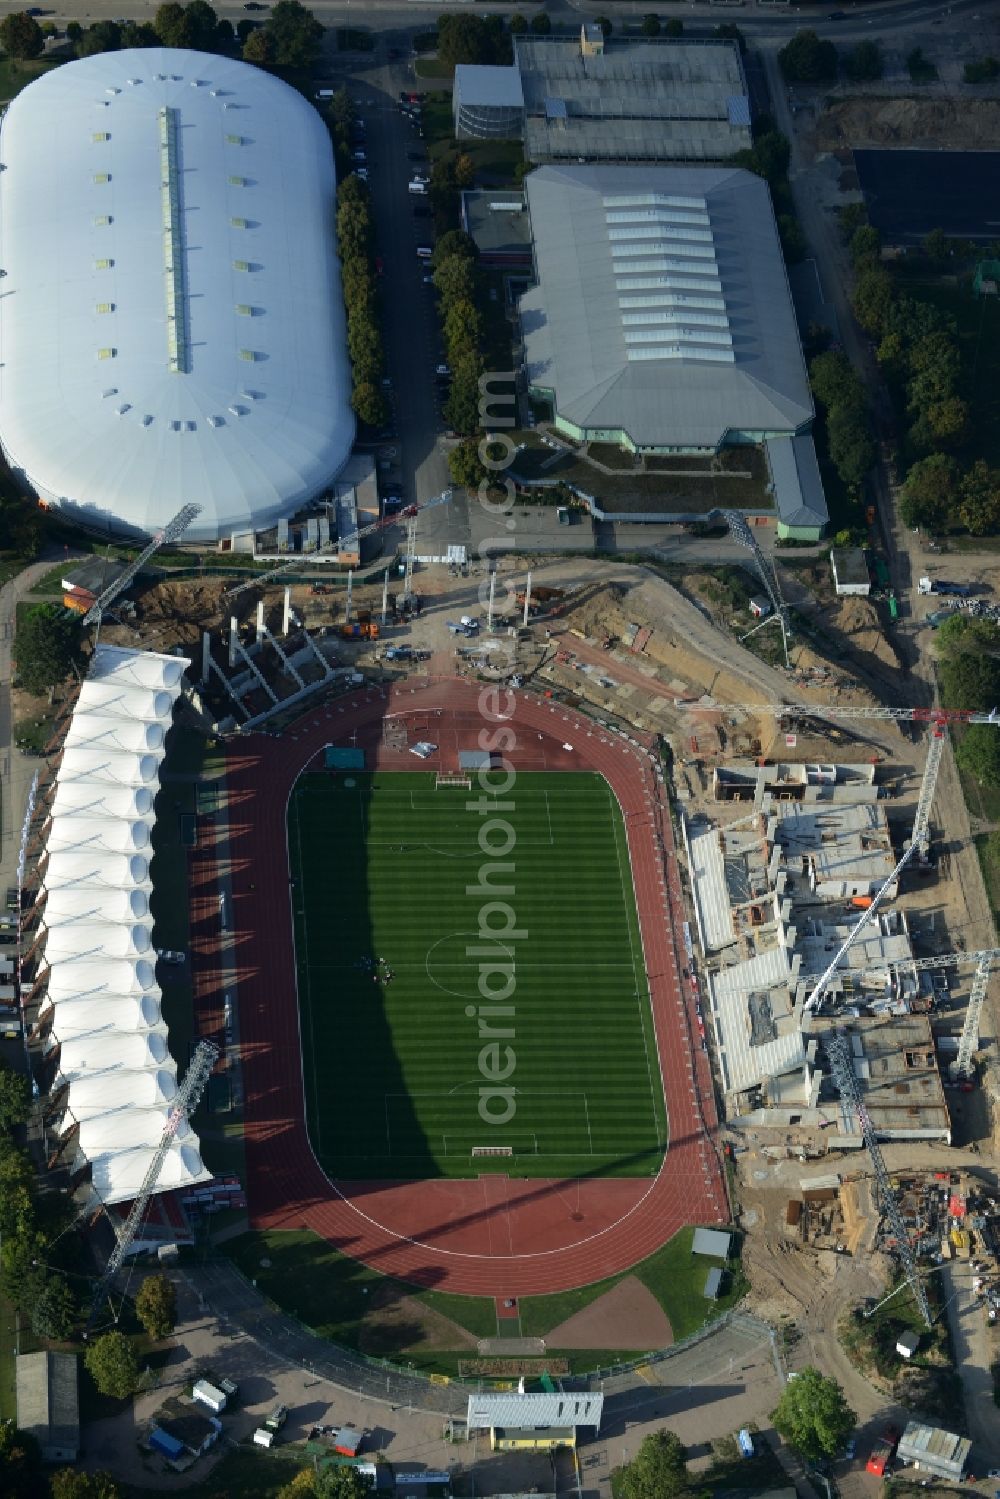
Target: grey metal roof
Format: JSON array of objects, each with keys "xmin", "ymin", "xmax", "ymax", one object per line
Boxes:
[
  {"xmin": 461, "ymin": 190, "xmax": 532, "ymax": 258},
  {"xmin": 467, "ymin": 1393, "xmax": 604, "ymax": 1431},
  {"xmin": 897, "ymin": 1421, "xmax": 970, "ymax": 1479},
  {"xmin": 693, "ymin": 1227, "xmax": 732, "ymax": 1258},
  {"xmin": 16, "ymin": 1352, "xmax": 80, "ymax": 1458},
  {"xmin": 515, "ymin": 36, "xmax": 746, "ymax": 121},
  {"xmin": 522, "ymin": 164, "xmax": 814, "ymax": 450},
  {"xmin": 765, "ymin": 436, "xmax": 829, "ymax": 530},
  {"xmin": 524, "ymin": 116, "xmax": 747, "ymax": 165},
  {"xmin": 454, "ymin": 64, "xmax": 524, "ymax": 111}
]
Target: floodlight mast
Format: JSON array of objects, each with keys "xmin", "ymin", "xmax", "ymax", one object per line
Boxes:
[
  {"xmin": 84, "ymin": 1038, "xmax": 219, "ymax": 1335},
  {"xmin": 81, "ymin": 502, "xmax": 203, "ymax": 626}
]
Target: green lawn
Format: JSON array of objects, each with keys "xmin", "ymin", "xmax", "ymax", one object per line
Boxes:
[
  {"xmin": 289, "ymin": 771, "xmax": 665, "ymax": 1179},
  {"xmin": 975, "ymin": 834, "xmax": 1000, "ymax": 934},
  {"xmin": 0, "ymin": 1294, "xmax": 18, "ymax": 1421},
  {"xmin": 222, "ymin": 1224, "xmax": 744, "ymax": 1375},
  {"xmin": 0, "ymin": 57, "xmax": 58, "ymax": 102}
]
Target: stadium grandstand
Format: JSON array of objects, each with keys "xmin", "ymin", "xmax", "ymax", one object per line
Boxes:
[
  {"xmin": 34, "ymin": 646, "xmax": 210, "ymax": 1208},
  {"xmin": 0, "ymin": 49, "xmax": 354, "ymax": 544}
]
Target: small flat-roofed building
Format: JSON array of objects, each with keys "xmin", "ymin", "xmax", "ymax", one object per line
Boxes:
[
  {"xmin": 896, "ymin": 1421, "xmax": 970, "ymax": 1481},
  {"xmin": 765, "ymin": 435, "xmax": 829, "ymax": 542},
  {"xmin": 466, "ymin": 1393, "xmax": 603, "ymax": 1451},
  {"xmin": 453, "ymin": 64, "xmax": 524, "ymax": 140},
  {"xmin": 704, "ymin": 1266, "xmax": 724, "ymax": 1299},
  {"xmin": 831, "ymin": 547, "xmax": 871, "ymax": 596},
  {"xmin": 16, "ymin": 1352, "xmax": 79, "ymax": 1462},
  {"xmin": 461, "ymin": 190, "xmax": 533, "ymax": 270},
  {"xmin": 692, "ymin": 1227, "xmax": 732, "ymax": 1258}
]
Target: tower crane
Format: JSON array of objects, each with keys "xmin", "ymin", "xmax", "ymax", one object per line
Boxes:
[
  {"xmin": 222, "ymin": 491, "xmax": 452, "ymax": 603},
  {"xmin": 719, "ymin": 510, "xmax": 791, "ymax": 668},
  {"xmin": 84, "ymin": 1039, "xmax": 218, "ymax": 1335},
  {"xmin": 826, "ymin": 1030, "xmax": 933, "ymax": 1327},
  {"xmin": 82, "ymin": 503, "xmax": 203, "ymax": 627}
]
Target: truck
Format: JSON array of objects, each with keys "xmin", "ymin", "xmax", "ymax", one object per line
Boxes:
[
  {"xmin": 918, "ymin": 576, "xmax": 973, "ymax": 598},
  {"xmin": 866, "ymin": 1426, "xmax": 900, "ymax": 1477}
]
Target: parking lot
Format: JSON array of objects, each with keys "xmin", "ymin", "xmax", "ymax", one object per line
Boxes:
[{"xmin": 326, "ymin": 35, "xmax": 454, "ymax": 519}]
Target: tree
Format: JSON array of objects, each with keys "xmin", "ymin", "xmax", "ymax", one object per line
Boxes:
[
  {"xmin": 810, "ymin": 349, "xmax": 860, "ymax": 412},
  {"xmin": 965, "ymin": 56, "xmax": 1000, "ymax": 83},
  {"xmin": 713, "ymin": 21, "xmax": 745, "ymax": 50},
  {"xmin": 453, "ymin": 153, "xmax": 476, "ymax": 189},
  {"xmin": 65, "ymin": 20, "xmax": 83, "ymax": 43},
  {"xmin": 922, "ymin": 226, "xmax": 948, "ymax": 264},
  {"xmin": 957, "ymin": 724, "xmax": 1000, "ymax": 788},
  {"xmin": 771, "ymin": 1367, "xmax": 856, "ymax": 1464},
  {"xmin": 959, "ymin": 460, "xmax": 1000, "ymax": 536},
  {"xmin": 14, "ymin": 604, "xmax": 84, "ymax": 696},
  {"xmin": 432, "ymin": 229, "xmax": 478, "ymax": 268},
  {"xmin": 135, "ymin": 1273, "xmax": 177, "ymax": 1340},
  {"xmin": 0, "ymin": 12, "xmax": 44, "ymax": 59},
  {"xmin": 351, "ymin": 381, "xmax": 388, "ymax": 429},
  {"xmin": 529, "ymin": 11, "xmax": 551, "ymax": 33},
  {"xmin": 78, "ymin": 21, "xmax": 123, "ymax": 55},
  {"xmin": 84, "ymin": 1331, "xmax": 140, "ymax": 1401},
  {"xmin": 214, "ymin": 17, "xmax": 234, "ymax": 49},
  {"xmin": 0, "ymin": 1061, "xmax": 28, "ymax": 1130},
  {"xmin": 898, "ymin": 453, "xmax": 959, "ymax": 534},
  {"xmin": 641, "ymin": 14, "xmax": 660, "ymax": 36},
  {"xmin": 844, "ymin": 39, "xmax": 882, "ymax": 80},
  {"xmin": 50, "ymin": 1472, "xmax": 123, "ymax": 1499},
  {"xmin": 153, "ymin": 2, "xmax": 195, "ymax": 47},
  {"xmin": 30, "ymin": 1273, "xmax": 76, "ymax": 1340},
  {"xmin": 778, "ymin": 215, "xmax": 806, "ymax": 264},
  {"xmin": 778, "ymin": 29, "xmax": 837, "ymax": 83},
  {"xmin": 594, "ymin": 16, "xmax": 612, "ymax": 38},
  {"xmin": 263, "ymin": 0, "xmax": 322, "ymax": 67},
  {"xmin": 664, "ymin": 17, "xmax": 684, "ymax": 37},
  {"xmin": 920, "ymin": 395, "xmax": 969, "ymax": 450},
  {"xmin": 750, "ymin": 130, "xmax": 790, "ymax": 185},
  {"xmin": 827, "ymin": 407, "xmax": 876, "ymax": 486},
  {"xmin": 939, "ymin": 648, "xmax": 1000, "ymax": 714},
  {"xmin": 617, "ymin": 1431, "xmax": 694, "ymax": 1499},
  {"xmin": 120, "ymin": 21, "xmax": 160, "ymax": 46},
  {"xmin": 438, "ymin": 13, "xmax": 497, "ymax": 66},
  {"xmin": 448, "ymin": 438, "xmax": 488, "ymax": 489},
  {"xmin": 852, "ymin": 264, "xmax": 895, "ymax": 337},
  {"xmin": 0, "ymin": 1420, "xmax": 43, "ymax": 1499},
  {"xmin": 508, "ymin": 12, "xmax": 527, "ymax": 33},
  {"xmin": 444, "ymin": 366, "xmax": 484, "ymax": 436},
  {"xmin": 314, "ymin": 1466, "xmax": 374, "ymax": 1499},
  {"xmin": 242, "ymin": 25, "xmax": 276, "ymax": 63},
  {"xmin": 184, "ymin": 0, "xmax": 219, "ymax": 50},
  {"xmin": 849, "ymin": 224, "xmax": 881, "ymax": 268}
]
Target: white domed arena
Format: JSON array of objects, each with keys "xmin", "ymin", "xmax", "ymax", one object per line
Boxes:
[{"xmin": 0, "ymin": 49, "xmax": 354, "ymax": 543}]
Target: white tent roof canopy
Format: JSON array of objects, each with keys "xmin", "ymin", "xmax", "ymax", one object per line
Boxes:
[
  {"xmin": 44, "ymin": 921, "xmax": 151, "ymax": 962},
  {"xmin": 46, "ymin": 991, "xmax": 162, "ymax": 1036},
  {"xmin": 57, "ymin": 746, "xmax": 160, "ymax": 785},
  {"xmin": 88, "ymin": 1140, "xmax": 209, "ymax": 1206},
  {"xmin": 39, "ymin": 647, "xmax": 207, "ymax": 1214},
  {"xmin": 43, "ymin": 886, "xmax": 149, "ymax": 924},
  {"xmin": 49, "ymin": 779, "xmax": 155, "ymax": 821},
  {"xmin": 44, "ymin": 848, "xmax": 150, "ymax": 890},
  {"xmin": 46, "ymin": 815, "xmax": 151, "ymax": 855},
  {"xmin": 88, "ymin": 644, "xmax": 188, "ymax": 690},
  {"xmin": 56, "ymin": 1028, "xmax": 170, "ymax": 1081},
  {"xmin": 60, "ymin": 1067, "xmax": 177, "ymax": 1117},
  {"xmin": 63, "ymin": 717, "xmax": 165, "ymax": 755}
]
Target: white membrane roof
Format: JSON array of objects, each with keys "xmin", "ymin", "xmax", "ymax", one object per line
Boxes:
[
  {"xmin": 40, "ymin": 646, "xmax": 210, "ymax": 1206},
  {"xmin": 0, "ymin": 49, "xmax": 354, "ymax": 542}
]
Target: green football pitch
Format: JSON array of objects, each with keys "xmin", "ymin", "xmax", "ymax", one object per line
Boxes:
[{"xmin": 288, "ymin": 771, "xmax": 667, "ymax": 1180}]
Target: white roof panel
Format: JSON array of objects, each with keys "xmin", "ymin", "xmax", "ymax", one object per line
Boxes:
[
  {"xmin": 56, "ymin": 1029, "xmax": 169, "ymax": 1081},
  {"xmin": 50, "ymin": 780, "xmax": 154, "ymax": 821},
  {"xmin": 47, "ymin": 991, "xmax": 162, "ymax": 1036},
  {"xmin": 44, "ymin": 921, "xmax": 151, "ymax": 961},
  {"xmin": 63, "ymin": 716, "xmax": 164, "ymax": 755},
  {"xmin": 44, "ymin": 848, "xmax": 149, "ymax": 890},
  {"xmin": 46, "ymin": 816, "xmax": 151, "ymax": 855},
  {"xmin": 61, "ymin": 1067, "xmax": 176, "ymax": 1117},
  {"xmin": 56, "ymin": 746, "xmax": 160, "ymax": 785},
  {"xmin": 88, "ymin": 644, "xmax": 188, "ymax": 690},
  {"xmin": 77, "ymin": 1107, "xmax": 190, "ymax": 1155},
  {"xmin": 0, "ymin": 50, "xmax": 354, "ymax": 542},
  {"xmin": 44, "ymin": 886, "xmax": 149, "ymax": 924},
  {"xmin": 47, "ymin": 955, "xmax": 157, "ymax": 998},
  {"xmin": 75, "ymin": 682, "xmax": 176, "ymax": 721},
  {"xmin": 88, "ymin": 1139, "xmax": 209, "ymax": 1206}
]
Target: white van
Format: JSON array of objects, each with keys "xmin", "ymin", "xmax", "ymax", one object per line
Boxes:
[
  {"xmin": 416, "ymin": 246, "xmax": 433, "ymax": 259},
  {"xmin": 408, "ymin": 180, "xmax": 427, "ymax": 195},
  {"xmin": 315, "ymin": 89, "xmax": 334, "ymax": 100}
]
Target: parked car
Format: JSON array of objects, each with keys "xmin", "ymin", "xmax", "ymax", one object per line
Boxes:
[
  {"xmin": 435, "ymin": 363, "xmax": 451, "ymax": 376},
  {"xmin": 243, "ymin": 2, "xmax": 266, "ymax": 9},
  {"xmin": 156, "ymin": 949, "xmax": 186, "ymax": 965},
  {"xmin": 406, "ymin": 150, "xmax": 425, "ymax": 162},
  {"xmin": 843, "ymin": 1439, "xmax": 857, "ymax": 1461}
]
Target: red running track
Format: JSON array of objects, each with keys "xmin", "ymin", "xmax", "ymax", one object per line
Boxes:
[{"xmin": 188, "ymin": 678, "xmax": 727, "ymax": 1296}]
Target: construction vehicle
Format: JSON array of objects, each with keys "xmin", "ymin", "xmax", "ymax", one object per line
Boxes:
[{"xmin": 918, "ymin": 576, "xmax": 973, "ymax": 597}]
